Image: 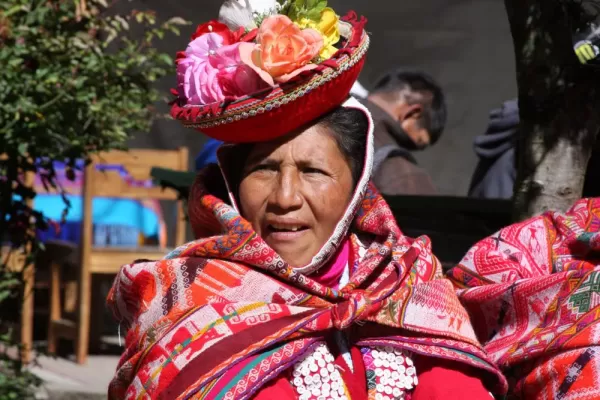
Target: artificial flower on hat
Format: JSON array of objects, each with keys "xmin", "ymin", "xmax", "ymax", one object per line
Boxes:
[
  {"xmin": 291, "ymin": 0, "xmax": 341, "ymax": 60},
  {"xmin": 171, "ymin": 0, "xmax": 371, "ymax": 142},
  {"xmin": 190, "ymin": 20, "xmax": 244, "ymax": 43},
  {"xmin": 176, "ymin": 0, "xmax": 338, "ymax": 103},
  {"xmin": 240, "ymin": 14, "xmax": 323, "ymax": 85},
  {"xmin": 176, "ymin": 32, "xmax": 268, "ymax": 104}
]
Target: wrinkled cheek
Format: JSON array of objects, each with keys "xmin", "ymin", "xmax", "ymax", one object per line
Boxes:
[
  {"xmin": 314, "ymin": 196, "xmax": 346, "ymax": 241},
  {"xmin": 314, "ymin": 182, "xmax": 354, "ymax": 234}
]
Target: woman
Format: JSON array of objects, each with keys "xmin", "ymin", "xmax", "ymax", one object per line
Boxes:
[
  {"xmin": 108, "ymin": 101, "xmax": 505, "ymax": 400},
  {"xmin": 107, "ymin": 2, "xmax": 506, "ymax": 399}
]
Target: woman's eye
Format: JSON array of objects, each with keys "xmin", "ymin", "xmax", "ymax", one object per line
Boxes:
[
  {"xmin": 252, "ymin": 164, "xmax": 277, "ymax": 172},
  {"xmin": 304, "ymin": 167, "xmax": 325, "ymax": 175}
]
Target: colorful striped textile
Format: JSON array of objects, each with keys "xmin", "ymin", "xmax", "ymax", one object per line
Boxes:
[
  {"xmin": 448, "ymin": 198, "xmax": 600, "ymax": 399},
  {"xmin": 107, "ymin": 180, "xmax": 506, "ymax": 399}
]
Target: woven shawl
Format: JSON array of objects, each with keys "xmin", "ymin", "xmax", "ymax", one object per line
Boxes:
[
  {"xmin": 448, "ymin": 198, "xmax": 600, "ymax": 399},
  {"xmin": 107, "ymin": 97, "xmax": 506, "ymax": 399},
  {"xmin": 107, "ymin": 177, "xmax": 507, "ymax": 399}
]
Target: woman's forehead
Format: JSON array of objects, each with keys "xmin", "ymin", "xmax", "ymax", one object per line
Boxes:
[{"xmin": 247, "ymin": 126, "xmax": 340, "ymax": 162}]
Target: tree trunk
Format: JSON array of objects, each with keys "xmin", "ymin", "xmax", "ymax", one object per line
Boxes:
[{"xmin": 505, "ymin": 0, "xmax": 600, "ymax": 221}]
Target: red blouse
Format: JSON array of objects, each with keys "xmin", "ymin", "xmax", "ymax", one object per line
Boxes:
[
  {"xmin": 253, "ymin": 241, "xmax": 492, "ymax": 400},
  {"xmin": 252, "ymin": 345, "xmax": 492, "ymax": 400}
]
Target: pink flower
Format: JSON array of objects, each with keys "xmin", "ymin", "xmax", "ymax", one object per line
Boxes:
[
  {"xmin": 240, "ymin": 15, "xmax": 323, "ymax": 85},
  {"xmin": 177, "ymin": 32, "xmax": 267, "ymax": 105}
]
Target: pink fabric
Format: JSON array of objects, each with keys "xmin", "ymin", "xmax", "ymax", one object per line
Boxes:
[{"xmin": 311, "ymin": 239, "xmax": 350, "ymax": 289}]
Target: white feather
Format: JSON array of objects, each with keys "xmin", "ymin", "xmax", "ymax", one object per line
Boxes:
[
  {"xmin": 218, "ymin": 0, "xmax": 278, "ymax": 31},
  {"xmin": 248, "ymin": 0, "xmax": 278, "ymax": 14},
  {"xmin": 219, "ymin": 0, "xmax": 255, "ymax": 30}
]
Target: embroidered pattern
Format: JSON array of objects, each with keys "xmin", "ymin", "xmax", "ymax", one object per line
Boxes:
[
  {"xmin": 108, "ymin": 182, "xmax": 507, "ymax": 399},
  {"xmin": 448, "ymin": 198, "xmax": 600, "ymax": 399}
]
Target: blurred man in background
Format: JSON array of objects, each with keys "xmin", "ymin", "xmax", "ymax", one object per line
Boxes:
[{"xmin": 360, "ymin": 70, "xmax": 447, "ymax": 195}]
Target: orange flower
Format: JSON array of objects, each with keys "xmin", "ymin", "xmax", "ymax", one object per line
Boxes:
[{"xmin": 240, "ymin": 15, "xmax": 323, "ymax": 85}]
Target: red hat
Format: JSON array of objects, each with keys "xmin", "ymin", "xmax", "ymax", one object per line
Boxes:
[{"xmin": 170, "ymin": 2, "xmax": 368, "ymax": 144}]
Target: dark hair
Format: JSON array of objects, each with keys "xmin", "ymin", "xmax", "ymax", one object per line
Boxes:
[
  {"xmin": 371, "ymin": 69, "xmax": 447, "ymax": 144},
  {"xmin": 317, "ymin": 106, "xmax": 368, "ymax": 185}
]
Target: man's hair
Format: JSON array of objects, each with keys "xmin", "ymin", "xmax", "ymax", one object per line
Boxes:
[{"xmin": 371, "ymin": 70, "xmax": 447, "ymax": 144}]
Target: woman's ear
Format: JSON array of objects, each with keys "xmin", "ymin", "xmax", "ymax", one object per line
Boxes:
[{"xmin": 398, "ymin": 103, "xmax": 423, "ymax": 122}]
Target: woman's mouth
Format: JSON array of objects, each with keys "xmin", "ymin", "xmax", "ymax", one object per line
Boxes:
[
  {"xmin": 266, "ymin": 224, "xmax": 310, "ymax": 241},
  {"xmin": 269, "ymin": 224, "xmax": 308, "ymax": 232}
]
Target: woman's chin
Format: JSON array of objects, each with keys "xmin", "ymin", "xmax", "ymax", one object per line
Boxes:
[
  {"xmin": 267, "ymin": 243, "xmax": 317, "ymax": 269},
  {"xmin": 263, "ymin": 231, "xmax": 317, "ymax": 267}
]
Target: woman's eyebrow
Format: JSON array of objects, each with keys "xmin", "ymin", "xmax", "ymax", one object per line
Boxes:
[
  {"xmin": 297, "ymin": 160, "xmax": 323, "ymax": 168},
  {"xmin": 245, "ymin": 154, "xmax": 278, "ymax": 167},
  {"xmin": 245, "ymin": 151, "xmax": 269, "ymax": 166}
]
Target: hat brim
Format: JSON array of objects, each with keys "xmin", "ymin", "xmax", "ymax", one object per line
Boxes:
[{"xmin": 171, "ymin": 14, "xmax": 369, "ymax": 144}]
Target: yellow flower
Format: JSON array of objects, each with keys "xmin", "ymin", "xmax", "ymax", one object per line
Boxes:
[{"xmin": 296, "ymin": 7, "xmax": 340, "ymax": 59}]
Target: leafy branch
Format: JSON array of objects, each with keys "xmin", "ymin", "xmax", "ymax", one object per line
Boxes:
[{"xmin": 0, "ymin": 0, "xmax": 187, "ymax": 397}]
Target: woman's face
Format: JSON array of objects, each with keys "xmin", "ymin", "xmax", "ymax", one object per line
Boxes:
[{"xmin": 239, "ymin": 125, "xmax": 354, "ymax": 268}]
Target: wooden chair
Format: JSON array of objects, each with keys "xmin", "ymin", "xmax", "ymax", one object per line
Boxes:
[
  {"xmin": 46, "ymin": 148, "xmax": 189, "ymax": 364},
  {"xmin": 1, "ymin": 244, "xmax": 34, "ymax": 364}
]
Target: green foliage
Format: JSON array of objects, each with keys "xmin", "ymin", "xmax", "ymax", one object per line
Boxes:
[
  {"xmin": 0, "ymin": 269, "xmax": 41, "ymax": 400},
  {"xmin": 278, "ymin": 0, "xmax": 328, "ymax": 21},
  {"xmin": 0, "ymin": 334, "xmax": 41, "ymax": 400},
  {"xmin": 0, "ymin": 0, "xmax": 187, "ymax": 397},
  {"xmin": 0, "ymin": 1, "xmax": 188, "ymax": 166}
]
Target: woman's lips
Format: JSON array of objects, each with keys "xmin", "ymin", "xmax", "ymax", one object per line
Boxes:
[{"xmin": 265, "ymin": 224, "xmax": 310, "ymax": 242}]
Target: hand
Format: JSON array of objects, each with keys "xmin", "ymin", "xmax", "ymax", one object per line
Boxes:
[{"xmin": 574, "ymin": 40, "xmax": 600, "ymax": 64}]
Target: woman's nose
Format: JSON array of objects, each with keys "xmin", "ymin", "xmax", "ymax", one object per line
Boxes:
[{"xmin": 270, "ymin": 168, "xmax": 302, "ymax": 210}]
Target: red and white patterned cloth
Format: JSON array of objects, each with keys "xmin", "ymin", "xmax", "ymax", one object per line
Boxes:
[
  {"xmin": 448, "ymin": 198, "xmax": 600, "ymax": 399},
  {"xmin": 107, "ymin": 99, "xmax": 506, "ymax": 400}
]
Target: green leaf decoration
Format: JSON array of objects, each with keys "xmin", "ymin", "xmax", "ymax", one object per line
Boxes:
[
  {"xmin": 306, "ymin": 9, "xmax": 321, "ymax": 20},
  {"xmin": 286, "ymin": 0, "xmax": 327, "ymax": 22}
]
